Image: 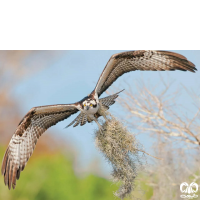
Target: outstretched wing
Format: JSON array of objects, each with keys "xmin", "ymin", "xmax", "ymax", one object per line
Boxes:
[
  {"xmin": 93, "ymin": 50, "xmax": 197, "ymax": 97},
  {"xmin": 1, "ymin": 104, "xmax": 79, "ymax": 190}
]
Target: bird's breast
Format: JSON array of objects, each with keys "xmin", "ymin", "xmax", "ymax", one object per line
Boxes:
[{"xmin": 86, "ymin": 103, "xmax": 99, "ymax": 115}]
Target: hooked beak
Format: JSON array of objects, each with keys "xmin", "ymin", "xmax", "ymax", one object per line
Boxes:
[{"xmin": 86, "ymin": 106, "xmax": 89, "ymax": 110}]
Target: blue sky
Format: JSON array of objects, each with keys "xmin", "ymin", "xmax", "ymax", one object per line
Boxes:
[{"xmin": 12, "ymin": 50, "xmax": 200, "ymax": 175}]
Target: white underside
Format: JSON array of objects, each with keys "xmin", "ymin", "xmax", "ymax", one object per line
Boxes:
[{"xmin": 85, "ymin": 103, "xmax": 99, "ymax": 115}]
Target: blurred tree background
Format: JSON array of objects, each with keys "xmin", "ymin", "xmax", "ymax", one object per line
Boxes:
[
  {"xmin": 0, "ymin": 51, "xmax": 118, "ymax": 200},
  {"xmin": 0, "ymin": 51, "xmax": 200, "ymax": 200}
]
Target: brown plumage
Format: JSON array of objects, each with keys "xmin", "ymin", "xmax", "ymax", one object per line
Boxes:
[
  {"xmin": 93, "ymin": 50, "xmax": 196, "ymax": 97},
  {"xmin": 1, "ymin": 50, "xmax": 197, "ymax": 190},
  {"xmin": 1, "ymin": 104, "xmax": 79, "ymax": 189}
]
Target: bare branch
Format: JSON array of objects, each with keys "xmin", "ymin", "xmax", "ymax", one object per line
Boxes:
[{"xmin": 116, "ymin": 79, "xmax": 200, "ymax": 148}]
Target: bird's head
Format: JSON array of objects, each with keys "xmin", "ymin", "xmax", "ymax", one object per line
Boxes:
[{"xmin": 82, "ymin": 99, "xmax": 97, "ymax": 111}]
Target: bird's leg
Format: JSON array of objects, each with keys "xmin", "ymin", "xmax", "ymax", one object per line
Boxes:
[
  {"xmin": 92, "ymin": 116, "xmax": 104, "ymax": 132},
  {"xmin": 102, "ymin": 111, "xmax": 111, "ymax": 123},
  {"xmin": 98, "ymin": 104, "xmax": 109, "ymax": 122},
  {"xmin": 94, "ymin": 118, "xmax": 104, "ymax": 131},
  {"xmin": 103, "ymin": 115, "xmax": 109, "ymax": 123}
]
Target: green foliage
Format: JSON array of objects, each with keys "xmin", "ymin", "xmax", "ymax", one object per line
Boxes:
[
  {"xmin": 133, "ymin": 174, "xmax": 154, "ymax": 199},
  {"xmin": 0, "ymin": 146, "xmax": 118, "ymax": 200}
]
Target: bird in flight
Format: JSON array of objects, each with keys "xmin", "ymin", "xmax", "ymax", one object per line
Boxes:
[{"xmin": 1, "ymin": 50, "xmax": 197, "ymax": 189}]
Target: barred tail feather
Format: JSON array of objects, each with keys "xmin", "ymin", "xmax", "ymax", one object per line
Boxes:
[
  {"xmin": 81, "ymin": 114, "xmax": 87, "ymax": 126},
  {"xmin": 66, "ymin": 113, "xmax": 85, "ymax": 128}
]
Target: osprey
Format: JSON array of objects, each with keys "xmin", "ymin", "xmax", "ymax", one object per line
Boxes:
[{"xmin": 1, "ymin": 50, "xmax": 197, "ymax": 189}]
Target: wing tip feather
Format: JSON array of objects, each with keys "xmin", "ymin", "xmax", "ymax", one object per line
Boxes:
[
  {"xmin": 2, "ymin": 143, "xmax": 21, "ymax": 190},
  {"xmin": 158, "ymin": 50, "xmax": 197, "ymax": 73},
  {"xmin": 1, "ymin": 148, "xmax": 8, "ymax": 176}
]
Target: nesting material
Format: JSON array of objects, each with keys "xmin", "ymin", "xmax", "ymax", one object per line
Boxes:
[{"xmin": 95, "ymin": 112, "xmax": 146, "ymax": 199}]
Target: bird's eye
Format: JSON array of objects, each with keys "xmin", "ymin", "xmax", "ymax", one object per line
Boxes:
[{"xmin": 90, "ymin": 104, "xmax": 93, "ymax": 107}]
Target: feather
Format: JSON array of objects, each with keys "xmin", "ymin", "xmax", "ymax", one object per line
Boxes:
[
  {"xmin": 1, "ymin": 104, "xmax": 79, "ymax": 189},
  {"xmin": 93, "ymin": 50, "xmax": 197, "ymax": 97},
  {"xmin": 81, "ymin": 114, "xmax": 87, "ymax": 126},
  {"xmin": 1, "ymin": 50, "xmax": 197, "ymax": 190},
  {"xmin": 75, "ymin": 114, "xmax": 83, "ymax": 127},
  {"xmin": 99, "ymin": 90, "xmax": 124, "ymax": 109}
]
